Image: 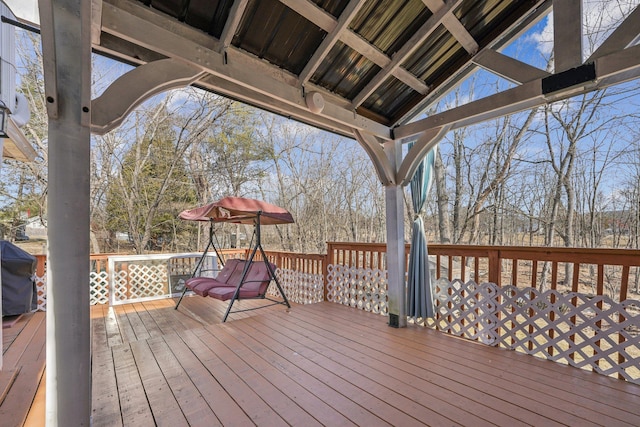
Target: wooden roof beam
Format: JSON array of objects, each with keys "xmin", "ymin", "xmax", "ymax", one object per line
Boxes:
[{"xmin": 395, "ymin": 43, "xmax": 640, "ymax": 140}]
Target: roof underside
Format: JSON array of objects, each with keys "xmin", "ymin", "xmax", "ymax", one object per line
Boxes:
[{"xmin": 93, "ymin": 0, "xmax": 550, "ymax": 137}]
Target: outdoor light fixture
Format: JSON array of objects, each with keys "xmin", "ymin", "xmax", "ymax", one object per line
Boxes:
[{"xmin": 0, "ymin": 101, "xmax": 9, "ymax": 138}]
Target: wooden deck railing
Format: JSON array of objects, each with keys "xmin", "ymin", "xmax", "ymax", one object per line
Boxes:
[
  {"xmin": 323, "ymin": 243, "xmax": 640, "ymax": 302},
  {"xmin": 32, "ymin": 243, "xmax": 640, "ymax": 306}
]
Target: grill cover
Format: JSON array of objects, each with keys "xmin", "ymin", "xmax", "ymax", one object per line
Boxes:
[{"xmin": 1, "ymin": 240, "xmax": 37, "ymax": 316}]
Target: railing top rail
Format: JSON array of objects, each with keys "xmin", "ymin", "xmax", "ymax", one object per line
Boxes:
[{"xmin": 427, "ymin": 244, "xmax": 640, "ymax": 265}]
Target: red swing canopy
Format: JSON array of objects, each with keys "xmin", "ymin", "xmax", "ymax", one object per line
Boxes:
[{"xmin": 178, "ymin": 196, "xmax": 294, "ymax": 225}]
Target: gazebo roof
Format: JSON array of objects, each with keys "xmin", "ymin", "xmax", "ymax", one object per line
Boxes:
[
  {"xmin": 85, "ymin": 0, "xmax": 555, "ymax": 140},
  {"xmin": 91, "ymin": 0, "xmax": 545, "ymax": 137}
]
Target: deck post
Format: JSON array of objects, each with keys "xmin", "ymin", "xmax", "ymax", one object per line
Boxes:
[
  {"xmin": 40, "ymin": 0, "xmax": 92, "ymax": 425},
  {"xmin": 384, "ymin": 140, "xmax": 406, "ymax": 327}
]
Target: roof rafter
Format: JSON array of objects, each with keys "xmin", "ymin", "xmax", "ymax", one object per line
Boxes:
[
  {"xmin": 473, "ymin": 49, "xmax": 550, "ymax": 84},
  {"xmin": 553, "ymin": 0, "xmax": 582, "ymax": 72},
  {"xmin": 587, "ymin": 4, "xmax": 640, "ymax": 62},
  {"xmin": 422, "ymin": 0, "xmax": 478, "ymax": 54},
  {"xmin": 395, "ymin": 0, "xmax": 552, "ymax": 126},
  {"xmin": 352, "ymin": 0, "xmax": 465, "ymax": 108},
  {"xmin": 218, "ymin": 0, "xmax": 249, "ymax": 52},
  {"xmin": 278, "ymin": 0, "xmax": 428, "ymax": 96},
  {"xmin": 298, "ymin": 0, "xmax": 367, "ymax": 85}
]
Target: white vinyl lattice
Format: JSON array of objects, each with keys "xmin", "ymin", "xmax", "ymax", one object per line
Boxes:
[
  {"xmin": 89, "ymin": 271, "xmax": 109, "ymax": 305},
  {"xmin": 268, "ymin": 268, "xmax": 324, "ymax": 304},
  {"xmin": 34, "ymin": 273, "xmax": 46, "ymax": 311},
  {"xmin": 123, "ymin": 264, "xmax": 168, "ymax": 299},
  {"xmin": 432, "ymin": 280, "xmax": 640, "ymax": 384},
  {"xmin": 429, "ymin": 278, "xmax": 497, "ymax": 345},
  {"xmin": 326, "ymin": 264, "xmax": 388, "ymax": 314}
]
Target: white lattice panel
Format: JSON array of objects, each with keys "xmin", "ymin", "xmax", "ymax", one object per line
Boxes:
[
  {"xmin": 34, "ymin": 273, "xmax": 46, "ymax": 311},
  {"xmin": 126, "ymin": 264, "xmax": 168, "ymax": 299},
  {"xmin": 429, "ymin": 279, "xmax": 497, "ymax": 344},
  {"xmin": 90, "ymin": 271, "xmax": 109, "ymax": 305},
  {"xmin": 267, "ymin": 268, "xmax": 323, "ymax": 304},
  {"xmin": 432, "ymin": 280, "xmax": 640, "ymax": 384},
  {"xmin": 113, "ymin": 270, "xmax": 129, "ymax": 302},
  {"xmin": 326, "ymin": 264, "xmax": 388, "ymax": 314}
]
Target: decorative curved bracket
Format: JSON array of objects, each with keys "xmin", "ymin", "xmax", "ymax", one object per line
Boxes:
[
  {"xmin": 397, "ymin": 125, "xmax": 450, "ymax": 186},
  {"xmin": 91, "ymin": 58, "xmax": 206, "ymax": 134},
  {"xmin": 353, "ymin": 129, "xmax": 395, "ymax": 185}
]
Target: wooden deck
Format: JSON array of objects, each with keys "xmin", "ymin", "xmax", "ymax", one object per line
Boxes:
[
  {"xmin": 5, "ymin": 295, "xmax": 640, "ymax": 426},
  {"xmin": 1, "ymin": 312, "xmax": 46, "ymax": 427}
]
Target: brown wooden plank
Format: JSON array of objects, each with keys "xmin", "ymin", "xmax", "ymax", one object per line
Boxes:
[
  {"xmin": 22, "ymin": 368, "xmax": 45, "ymax": 427},
  {"xmin": 248, "ymin": 312, "xmax": 533, "ymax": 426},
  {"xmin": 194, "ymin": 324, "xmax": 353, "ymax": 427},
  {"xmin": 306, "ymin": 303, "xmax": 640, "ymax": 424},
  {"xmin": 191, "ymin": 326, "xmax": 325, "ymax": 427},
  {"xmin": 130, "ymin": 301, "xmax": 165, "ymax": 339},
  {"xmin": 121, "ymin": 303, "xmax": 151, "ymax": 341},
  {"xmin": 113, "ymin": 305, "xmax": 138, "ymax": 344},
  {"xmin": 162, "ymin": 332, "xmax": 246, "ymax": 426},
  {"xmin": 129, "ymin": 340, "xmax": 189, "ymax": 427},
  {"xmin": 91, "ymin": 348, "xmax": 123, "ymax": 427},
  {"xmin": 145, "ymin": 337, "xmax": 220, "ymax": 427},
  {"xmin": 111, "ymin": 344, "xmax": 155, "ymax": 427},
  {"xmin": 247, "ymin": 311, "xmax": 542, "ymax": 426},
  {"xmin": 91, "ymin": 304, "xmax": 109, "ymax": 351},
  {"xmin": 298, "ymin": 304, "xmax": 621, "ymax": 422},
  {"xmin": 2, "ymin": 313, "xmax": 45, "ymax": 369},
  {"xmin": 0, "ymin": 369, "xmax": 19, "ymax": 406},
  {"xmin": 193, "ymin": 324, "xmax": 395, "ymax": 427},
  {"xmin": 143, "ymin": 299, "xmax": 201, "ymax": 335},
  {"xmin": 178, "ymin": 329, "xmax": 288, "ymax": 426},
  {"xmin": 0, "ymin": 312, "xmax": 46, "ymax": 427}
]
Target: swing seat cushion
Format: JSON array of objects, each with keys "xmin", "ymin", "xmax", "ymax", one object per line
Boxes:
[
  {"xmin": 185, "ymin": 258, "xmax": 276, "ymax": 299},
  {"xmin": 185, "ymin": 258, "xmax": 244, "ymax": 296},
  {"xmin": 207, "ymin": 261, "xmax": 275, "ymax": 301}
]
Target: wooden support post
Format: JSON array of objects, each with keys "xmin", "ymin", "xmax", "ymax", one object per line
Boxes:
[
  {"xmin": 40, "ymin": 0, "xmax": 92, "ymax": 425},
  {"xmin": 384, "ymin": 140, "xmax": 406, "ymax": 328}
]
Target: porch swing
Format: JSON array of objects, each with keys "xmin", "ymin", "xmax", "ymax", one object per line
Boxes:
[{"xmin": 174, "ymin": 196, "xmax": 293, "ymax": 322}]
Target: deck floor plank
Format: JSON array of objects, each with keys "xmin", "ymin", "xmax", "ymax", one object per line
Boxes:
[
  {"xmin": 129, "ymin": 340, "xmax": 189, "ymax": 427},
  {"xmin": 104, "ymin": 305, "xmax": 124, "ymax": 347},
  {"xmin": 145, "ymin": 337, "xmax": 219, "ymax": 427},
  {"xmin": 91, "ymin": 304, "xmax": 110, "ymax": 351},
  {"xmin": 179, "ymin": 329, "xmax": 288, "ymax": 427},
  {"xmin": 131, "ymin": 301, "xmax": 165, "ymax": 339},
  {"xmin": 161, "ymin": 332, "xmax": 241, "ymax": 426},
  {"xmin": 0, "ymin": 312, "xmax": 46, "ymax": 427},
  {"xmin": 192, "ymin": 324, "xmax": 355, "ymax": 427},
  {"xmin": 249, "ymin": 311, "xmax": 539, "ymax": 427},
  {"xmin": 191, "ymin": 325, "xmax": 325, "ymax": 427},
  {"xmin": 301, "ymin": 303, "xmax": 639, "ymax": 425},
  {"xmin": 91, "ymin": 348, "xmax": 124, "ymax": 427},
  {"xmin": 113, "ymin": 305, "xmax": 138, "ymax": 344},
  {"xmin": 122, "ymin": 303, "xmax": 152, "ymax": 342},
  {"xmin": 112, "ymin": 344, "xmax": 155, "ymax": 427},
  {"xmin": 227, "ymin": 320, "xmax": 458, "ymax": 427},
  {"xmin": 315, "ymin": 302, "xmax": 640, "ymax": 416},
  {"xmin": 196, "ymin": 323, "xmax": 395, "ymax": 427}
]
